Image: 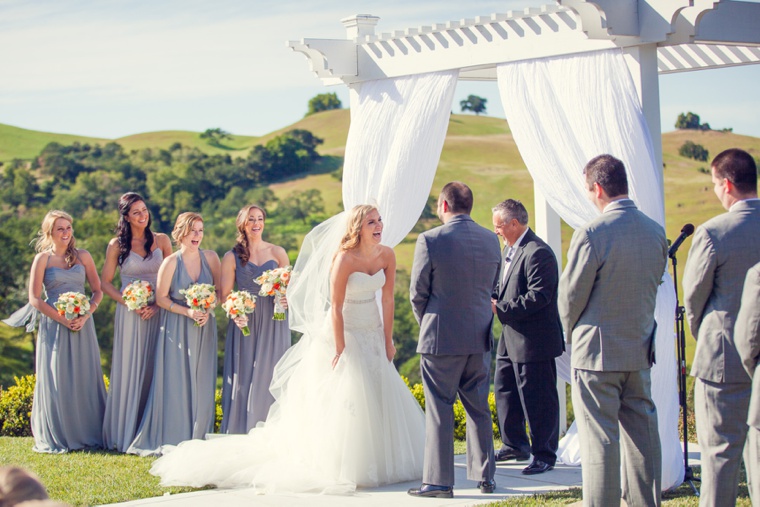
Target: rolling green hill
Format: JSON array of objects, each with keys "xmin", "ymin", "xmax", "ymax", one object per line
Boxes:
[
  {"xmin": 1, "ymin": 111, "xmax": 759, "ymax": 382},
  {"xmin": 0, "ymin": 123, "xmax": 108, "ymax": 161}
]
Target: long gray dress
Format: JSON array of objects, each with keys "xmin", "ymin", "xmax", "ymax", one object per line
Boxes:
[
  {"xmin": 103, "ymin": 249, "xmax": 164, "ymax": 452},
  {"xmin": 126, "ymin": 251, "xmax": 217, "ymax": 456},
  {"xmin": 220, "ymin": 257, "xmax": 290, "ymax": 434},
  {"xmin": 33, "ymin": 263, "xmax": 106, "ymax": 453}
]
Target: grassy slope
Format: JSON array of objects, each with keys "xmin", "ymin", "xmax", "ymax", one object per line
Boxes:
[{"xmin": 0, "ymin": 123, "xmax": 108, "ymax": 161}]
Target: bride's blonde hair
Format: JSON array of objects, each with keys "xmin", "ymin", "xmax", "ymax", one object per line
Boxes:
[
  {"xmin": 32, "ymin": 210, "xmax": 79, "ymax": 267},
  {"xmin": 338, "ymin": 204, "xmax": 378, "ymax": 252}
]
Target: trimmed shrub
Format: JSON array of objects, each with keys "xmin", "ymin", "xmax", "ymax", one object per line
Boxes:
[
  {"xmin": 0, "ymin": 374, "xmax": 35, "ymax": 436},
  {"xmin": 214, "ymin": 388, "xmax": 223, "ymax": 432},
  {"xmin": 407, "ymin": 379, "xmax": 500, "ymax": 441}
]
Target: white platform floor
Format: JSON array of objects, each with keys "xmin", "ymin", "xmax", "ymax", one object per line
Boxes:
[{"xmin": 103, "ymin": 444, "xmax": 702, "ymax": 507}]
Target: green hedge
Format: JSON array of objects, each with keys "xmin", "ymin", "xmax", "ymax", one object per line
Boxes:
[{"xmin": 2, "ymin": 374, "xmax": 501, "ymax": 441}]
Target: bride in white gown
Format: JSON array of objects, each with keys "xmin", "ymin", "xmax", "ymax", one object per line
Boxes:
[{"xmin": 150, "ymin": 205, "xmax": 425, "ymax": 494}]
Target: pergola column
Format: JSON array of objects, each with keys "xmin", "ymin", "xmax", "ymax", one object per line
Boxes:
[{"xmin": 533, "ymin": 186, "xmax": 566, "ymax": 434}]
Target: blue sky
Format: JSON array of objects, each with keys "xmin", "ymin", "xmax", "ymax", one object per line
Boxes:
[{"xmin": 1, "ymin": 0, "xmax": 758, "ymax": 139}]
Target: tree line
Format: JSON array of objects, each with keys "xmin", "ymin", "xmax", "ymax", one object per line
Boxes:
[{"xmin": 0, "ymin": 126, "xmax": 430, "ymax": 386}]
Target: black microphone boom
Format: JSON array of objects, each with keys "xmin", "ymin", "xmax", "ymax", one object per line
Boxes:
[{"xmin": 668, "ymin": 223, "xmax": 695, "ymax": 259}]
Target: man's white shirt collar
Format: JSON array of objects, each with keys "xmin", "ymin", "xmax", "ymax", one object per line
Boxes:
[
  {"xmin": 730, "ymin": 197, "xmax": 760, "ymax": 211},
  {"xmin": 602, "ymin": 197, "xmax": 631, "ymax": 213},
  {"xmin": 508, "ymin": 227, "xmax": 530, "ymax": 252}
]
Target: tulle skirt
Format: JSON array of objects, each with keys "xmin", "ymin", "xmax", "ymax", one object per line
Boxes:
[{"xmin": 150, "ymin": 315, "xmax": 425, "ymax": 494}]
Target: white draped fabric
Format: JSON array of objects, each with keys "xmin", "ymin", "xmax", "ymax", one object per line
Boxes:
[
  {"xmin": 288, "ymin": 69, "xmax": 458, "ymax": 333},
  {"xmin": 496, "ymin": 49, "xmax": 683, "ymax": 489}
]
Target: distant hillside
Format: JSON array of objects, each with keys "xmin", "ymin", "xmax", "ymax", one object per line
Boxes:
[{"xmin": 0, "ymin": 123, "xmax": 108, "ymax": 161}]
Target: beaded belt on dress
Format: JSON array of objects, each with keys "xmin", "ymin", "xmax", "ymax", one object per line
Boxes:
[{"xmin": 345, "ymin": 297, "xmax": 375, "ymax": 304}]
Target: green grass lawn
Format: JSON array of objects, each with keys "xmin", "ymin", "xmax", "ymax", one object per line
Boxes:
[
  {"xmin": 0, "ymin": 437, "xmax": 197, "ymax": 506},
  {"xmin": 1, "ymin": 436, "xmax": 750, "ymax": 506}
]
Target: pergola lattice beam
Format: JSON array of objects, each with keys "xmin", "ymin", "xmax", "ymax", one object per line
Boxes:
[{"xmin": 287, "ymin": 0, "xmax": 760, "ymax": 85}]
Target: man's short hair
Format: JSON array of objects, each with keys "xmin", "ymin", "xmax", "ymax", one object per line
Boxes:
[
  {"xmin": 712, "ymin": 148, "xmax": 757, "ymax": 195},
  {"xmin": 584, "ymin": 154, "xmax": 629, "ymax": 198},
  {"xmin": 440, "ymin": 181, "xmax": 474, "ymax": 214},
  {"xmin": 492, "ymin": 199, "xmax": 529, "ymax": 226}
]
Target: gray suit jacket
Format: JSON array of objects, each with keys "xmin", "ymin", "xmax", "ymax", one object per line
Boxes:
[
  {"xmin": 559, "ymin": 199, "xmax": 667, "ymax": 372},
  {"xmin": 684, "ymin": 199, "xmax": 760, "ymax": 383},
  {"xmin": 735, "ymin": 262, "xmax": 760, "ymax": 428},
  {"xmin": 411, "ymin": 214, "xmax": 501, "ymax": 355}
]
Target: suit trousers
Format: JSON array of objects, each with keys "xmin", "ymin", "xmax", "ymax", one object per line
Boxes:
[
  {"xmin": 494, "ymin": 354, "xmax": 559, "ymax": 464},
  {"xmin": 746, "ymin": 426, "xmax": 760, "ymax": 506},
  {"xmin": 572, "ymin": 368, "xmax": 661, "ymax": 507},
  {"xmin": 420, "ymin": 352, "xmax": 495, "ymax": 486},
  {"xmin": 694, "ymin": 379, "xmax": 751, "ymax": 507}
]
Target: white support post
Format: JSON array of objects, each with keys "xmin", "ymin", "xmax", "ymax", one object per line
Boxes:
[
  {"xmin": 624, "ymin": 43, "xmax": 665, "ymax": 201},
  {"xmin": 533, "ymin": 185, "xmax": 567, "ymax": 435}
]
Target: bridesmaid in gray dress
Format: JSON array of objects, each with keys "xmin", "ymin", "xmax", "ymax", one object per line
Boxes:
[
  {"xmin": 101, "ymin": 193, "xmax": 173, "ymax": 452},
  {"xmin": 220, "ymin": 204, "xmax": 291, "ymax": 433},
  {"xmin": 22, "ymin": 210, "xmax": 106, "ymax": 453},
  {"xmin": 127, "ymin": 212, "xmax": 221, "ymax": 456}
]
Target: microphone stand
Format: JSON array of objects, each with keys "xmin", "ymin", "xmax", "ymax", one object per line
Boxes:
[{"xmin": 670, "ymin": 250, "xmax": 700, "ymax": 496}]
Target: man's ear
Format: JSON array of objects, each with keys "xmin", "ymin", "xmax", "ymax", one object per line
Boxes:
[
  {"xmin": 593, "ymin": 182, "xmax": 604, "ymax": 199},
  {"xmin": 724, "ymin": 178, "xmax": 734, "ymax": 194},
  {"xmin": 441, "ymin": 200, "xmax": 449, "ymax": 213}
]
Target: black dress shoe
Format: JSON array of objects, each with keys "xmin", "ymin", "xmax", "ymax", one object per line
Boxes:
[
  {"xmin": 477, "ymin": 479, "xmax": 496, "ymax": 493},
  {"xmin": 522, "ymin": 459, "xmax": 554, "ymax": 475},
  {"xmin": 407, "ymin": 484, "xmax": 454, "ymax": 498},
  {"xmin": 495, "ymin": 448, "xmax": 531, "ymax": 462}
]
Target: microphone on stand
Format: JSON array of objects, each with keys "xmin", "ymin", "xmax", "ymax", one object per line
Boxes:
[{"xmin": 668, "ymin": 223, "xmax": 695, "ymax": 259}]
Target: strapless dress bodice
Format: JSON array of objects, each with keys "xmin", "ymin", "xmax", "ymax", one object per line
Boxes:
[{"xmin": 345, "ymin": 270, "xmax": 385, "ymax": 304}]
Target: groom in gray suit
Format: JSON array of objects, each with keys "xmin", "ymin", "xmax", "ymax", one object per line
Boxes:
[
  {"xmin": 408, "ymin": 181, "xmax": 501, "ymax": 498},
  {"xmin": 683, "ymin": 148, "xmax": 760, "ymax": 507},
  {"xmin": 559, "ymin": 154, "xmax": 666, "ymax": 507}
]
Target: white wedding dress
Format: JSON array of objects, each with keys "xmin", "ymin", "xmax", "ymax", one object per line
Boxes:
[{"xmin": 150, "ymin": 270, "xmax": 425, "ymax": 494}]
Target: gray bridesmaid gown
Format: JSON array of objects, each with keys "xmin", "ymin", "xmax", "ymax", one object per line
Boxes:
[
  {"xmin": 220, "ymin": 257, "xmax": 290, "ymax": 434},
  {"xmin": 103, "ymin": 249, "xmax": 164, "ymax": 452},
  {"xmin": 33, "ymin": 263, "xmax": 106, "ymax": 453},
  {"xmin": 126, "ymin": 251, "xmax": 218, "ymax": 456}
]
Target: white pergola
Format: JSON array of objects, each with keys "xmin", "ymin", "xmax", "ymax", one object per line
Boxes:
[
  {"xmin": 289, "ymin": 0, "xmax": 760, "ymax": 253},
  {"xmin": 288, "ymin": 0, "xmax": 760, "ymax": 434}
]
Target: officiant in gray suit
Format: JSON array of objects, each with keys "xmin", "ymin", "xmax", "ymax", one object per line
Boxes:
[
  {"xmin": 559, "ymin": 154, "xmax": 666, "ymax": 507},
  {"xmin": 408, "ymin": 181, "xmax": 501, "ymax": 499},
  {"xmin": 683, "ymin": 148, "xmax": 760, "ymax": 507}
]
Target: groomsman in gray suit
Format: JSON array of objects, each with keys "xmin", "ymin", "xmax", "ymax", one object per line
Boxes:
[
  {"xmin": 736, "ymin": 261, "xmax": 760, "ymax": 505},
  {"xmin": 559, "ymin": 154, "xmax": 666, "ymax": 507},
  {"xmin": 683, "ymin": 148, "xmax": 760, "ymax": 507},
  {"xmin": 408, "ymin": 181, "xmax": 501, "ymax": 499}
]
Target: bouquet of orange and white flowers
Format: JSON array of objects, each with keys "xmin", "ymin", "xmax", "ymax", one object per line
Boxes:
[
  {"xmin": 254, "ymin": 265, "xmax": 292, "ymax": 321},
  {"xmin": 122, "ymin": 280, "xmax": 155, "ymax": 311},
  {"xmin": 179, "ymin": 283, "xmax": 217, "ymax": 326},
  {"xmin": 54, "ymin": 292, "xmax": 90, "ymax": 331},
  {"xmin": 222, "ymin": 290, "xmax": 257, "ymax": 336}
]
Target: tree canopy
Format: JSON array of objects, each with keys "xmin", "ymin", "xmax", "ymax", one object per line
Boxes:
[
  {"xmin": 306, "ymin": 93, "xmax": 342, "ymax": 116},
  {"xmin": 460, "ymin": 95, "xmax": 488, "ymax": 115}
]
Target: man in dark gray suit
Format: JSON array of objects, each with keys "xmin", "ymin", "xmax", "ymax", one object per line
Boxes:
[
  {"xmin": 490, "ymin": 199, "xmax": 563, "ymax": 475},
  {"xmin": 408, "ymin": 181, "xmax": 501, "ymax": 499},
  {"xmin": 736, "ymin": 261, "xmax": 760, "ymax": 505},
  {"xmin": 683, "ymin": 148, "xmax": 760, "ymax": 507},
  {"xmin": 559, "ymin": 154, "xmax": 666, "ymax": 507}
]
